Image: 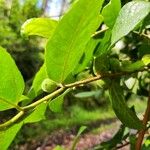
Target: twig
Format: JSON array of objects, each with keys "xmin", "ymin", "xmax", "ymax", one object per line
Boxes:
[
  {"xmin": 22, "ymin": 87, "xmax": 65, "ymax": 110},
  {"xmin": 133, "ymin": 31, "xmax": 150, "ymax": 39},
  {"xmin": 0, "ymin": 97, "xmax": 23, "ymax": 111},
  {"xmin": 91, "ymin": 27, "xmax": 109, "ymax": 38},
  {"xmin": 135, "ymin": 88, "xmax": 150, "ymax": 150},
  {"xmin": 116, "ymin": 141, "xmax": 130, "ymax": 149},
  {"xmin": 0, "ymin": 69, "xmax": 147, "ymax": 129},
  {"xmin": 0, "ymin": 111, "xmax": 24, "ymax": 129}
]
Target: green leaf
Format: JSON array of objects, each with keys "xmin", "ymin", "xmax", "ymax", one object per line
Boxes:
[
  {"xmin": 121, "ymin": 60, "xmax": 144, "ymax": 72},
  {"xmin": 19, "ymin": 95, "xmax": 29, "ymax": 102},
  {"xmin": 0, "ymin": 47, "xmax": 24, "ymax": 110},
  {"xmin": 74, "ymin": 35, "xmax": 102, "ymax": 74},
  {"xmin": 21, "ymin": 18, "xmax": 58, "ymax": 38},
  {"xmin": 102, "ymin": 0, "xmax": 121, "ymax": 28},
  {"xmin": 46, "ymin": 0, "xmax": 104, "ymax": 83},
  {"xmin": 95, "ymin": 125, "xmax": 125, "ymax": 150},
  {"xmin": 54, "ymin": 146, "xmax": 65, "ymax": 150},
  {"xmin": 142, "ymin": 136, "xmax": 150, "ymax": 150},
  {"xmin": 94, "ymin": 54, "xmax": 110, "ymax": 74},
  {"xmin": 142, "ymin": 54, "xmax": 150, "ymax": 66},
  {"xmin": 94, "ymin": 29, "xmax": 111, "ymax": 56},
  {"xmin": 49, "ymin": 89, "xmax": 70, "ymax": 113},
  {"xmin": 124, "ymin": 77, "xmax": 136, "ymax": 90},
  {"xmin": 109, "ymin": 58, "xmax": 121, "ymax": 72},
  {"xmin": 0, "ymin": 122, "xmax": 23, "ymax": 150},
  {"xmin": 139, "ymin": 43, "xmax": 150, "ymax": 58},
  {"xmin": 71, "ymin": 126, "xmax": 87, "ymax": 150},
  {"xmin": 24, "ymin": 102, "xmax": 47, "ymax": 123},
  {"xmin": 28, "ymin": 65, "xmax": 47, "ymax": 99},
  {"xmin": 111, "ymin": 1, "xmax": 150, "ymax": 45},
  {"xmin": 75, "ymin": 91, "xmax": 98, "ymax": 98},
  {"xmin": 109, "ymin": 80, "xmax": 143, "ymax": 129},
  {"xmin": 129, "ymin": 133, "xmax": 136, "ymax": 150}
]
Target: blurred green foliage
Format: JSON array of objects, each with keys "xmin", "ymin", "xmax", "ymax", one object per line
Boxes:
[{"xmin": 0, "ymin": 0, "xmax": 44, "ymax": 81}]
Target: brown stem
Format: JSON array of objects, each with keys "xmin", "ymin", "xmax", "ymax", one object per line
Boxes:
[
  {"xmin": 0, "ymin": 69, "xmax": 147, "ymax": 129},
  {"xmin": 65, "ymin": 71, "xmax": 134, "ymax": 88},
  {"xmin": 116, "ymin": 141, "xmax": 130, "ymax": 149},
  {"xmin": 136, "ymin": 89, "xmax": 150, "ymax": 150}
]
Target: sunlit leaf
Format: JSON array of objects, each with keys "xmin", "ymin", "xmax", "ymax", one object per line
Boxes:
[
  {"xmin": 102, "ymin": 0, "xmax": 121, "ymax": 28},
  {"xmin": 0, "ymin": 47, "xmax": 24, "ymax": 110},
  {"xmin": 24, "ymin": 102, "xmax": 47, "ymax": 123},
  {"xmin": 0, "ymin": 122, "xmax": 23, "ymax": 150},
  {"xmin": 21, "ymin": 18, "xmax": 58, "ymax": 38},
  {"xmin": 124, "ymin": 77, "xmax": 136, "ymax": 90},
  {"xmin": 111, "ymin": 1, "xmax": 150, "ymax": 45},
  {"xmin": 49, "ymin": 89, "xmax": 70, "ymax": 113},
  {"xmin": 142, "ymin": 54, "xmax": 150, "ymax": 66},
  {"xmin": 46, "ymin": 0, "xmax": 104, "ymax": 83}
]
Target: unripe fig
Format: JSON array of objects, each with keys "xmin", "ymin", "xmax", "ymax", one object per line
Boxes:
[{"xmin": 41, "ymin": 78, "xmax": 58, "ymax": 93}]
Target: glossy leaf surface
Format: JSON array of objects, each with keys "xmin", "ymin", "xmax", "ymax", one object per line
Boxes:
[
  {"xmin": 21, "ymin": 18, "xmax": 57, "ymax": 38},
  {"xmin": 46, "ymin": 0, "xmax": 104, "ymax": 83},
  {"xmin": 111, "ymin": 1, "xmax": 150, "ymax": 45}
]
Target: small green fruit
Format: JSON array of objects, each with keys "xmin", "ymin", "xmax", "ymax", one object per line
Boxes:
[{"xmin": 41, "ymin": 78, "xmax": 57, "ymax": 93}]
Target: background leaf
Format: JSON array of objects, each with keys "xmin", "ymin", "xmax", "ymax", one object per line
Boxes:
[
  {"xmin": 75, "ymin": 91, "xmax": 99, "ymax": 99},
  {"xmin": 109, "ymin": 80, "xmax": 143, "ymax": 129},
  {"xmin": 71, "ymin": 126, "xmax": 87, "ymax": 150},
  {"xmin": 46, "ymin": 0, "xmax": 104, "ymax": 83},
  {"xmin": 94, "ymin": 125, "xmax": 125, "ymax": 149},
  {"xmin": 21, "ymin": 18, "xmax": 58, "ymax": 38},
  {"xmin": 0, "ymin": 47, "xmax": 24, "ymax": 110},
  {"xmin": 142, "ymin": 54, "xmax": 150, "ymax": 66},
  {"xmin": 102, "ymin": 0, "xmax": 121, "ymax": 28},
  {"xmin": 94, "ymin": 29, "xmax": 111, "ymax": 56},
  {"xmin": 111, "ymin": 1, "xmax": 150, "ymax": 45}
]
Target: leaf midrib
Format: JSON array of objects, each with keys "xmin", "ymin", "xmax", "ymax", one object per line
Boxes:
[{"xmin": 60, "ymin": 2, "xmax": 94, "ymax": 82}]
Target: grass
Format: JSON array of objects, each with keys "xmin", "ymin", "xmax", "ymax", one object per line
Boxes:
[
  {"xmin": 43, "ymin": 105, "xmax": 115, "ymax": 130},
  {"xmin": 12, "ymin": 97, "xmax": 147, "ymax": 146},
  {"xmin": 41, "ymin": 97, "xmax": 146, "ymax": 133}
]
